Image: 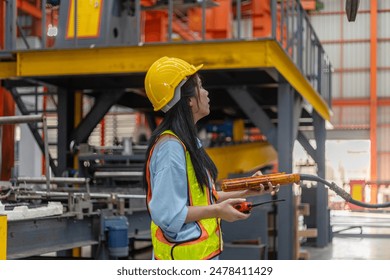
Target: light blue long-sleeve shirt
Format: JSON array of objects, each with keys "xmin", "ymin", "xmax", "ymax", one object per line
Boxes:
[{"xmin": 148, "ymin": 137, "xmax": 215, "ymax": 242}]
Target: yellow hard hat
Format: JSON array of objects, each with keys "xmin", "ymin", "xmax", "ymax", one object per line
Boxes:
[{"xmin": 144, "ymin": 56, "xmax": 203, "ymax": 112}]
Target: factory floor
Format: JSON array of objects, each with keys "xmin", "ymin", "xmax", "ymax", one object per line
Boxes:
[
  {"xmin": 130, "ymin": 210, "xmax": 390, "ymax": 260},
  {"xmin": 302, "ymin": 210, "xmax": 390, "ymax": 260}
]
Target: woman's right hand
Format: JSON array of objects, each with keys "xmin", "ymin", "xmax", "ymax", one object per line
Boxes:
[{"xmin": 216, "ymin": 198, "xmax": 251, "ymax": 222}]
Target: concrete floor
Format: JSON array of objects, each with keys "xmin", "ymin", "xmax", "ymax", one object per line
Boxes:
[
  {"xmin": 302, "ymin": 210, "xmax": 390, "ymax": 260},
  {"xmin": 131, "ymin": 210, "xmax": 390, "ymax": 260}
]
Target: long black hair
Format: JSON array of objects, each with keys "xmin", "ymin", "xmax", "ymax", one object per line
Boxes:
[{"xmin": 143, "ymin": 74, "xmax": 218, "ymax": 191}]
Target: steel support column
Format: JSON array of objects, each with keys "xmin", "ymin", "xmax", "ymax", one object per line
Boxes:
[
  {"xmin": 313, "ymin": 111, "xmax": 329, "ymax": 247},
  {"xmin": 276, "ymin": 81, "xmax": 301, "ymax": 259},
  {"xmin": 70, "ymin": 90, "xmax": 125, "ymax": 145},
  {"xmin": 227, "ymin": 87, "xmax": 277, "ymax": 148},
  {"xmin": 297, "ymin": 131, "xmax": 316, "ymax": 162},
  {"xmin": 57, "ymin": 89, "xmax": 75, "ymax": 176}
]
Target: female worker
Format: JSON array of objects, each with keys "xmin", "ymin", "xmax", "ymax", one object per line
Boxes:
[{"xmin": 143, "ymin": 56, "xmax": 279, "ymax": 260}]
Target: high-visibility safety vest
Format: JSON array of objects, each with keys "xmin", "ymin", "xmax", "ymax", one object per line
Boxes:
[{"xmin": 146, "ymin": 130, "xmax": 222, "ymax": 260}]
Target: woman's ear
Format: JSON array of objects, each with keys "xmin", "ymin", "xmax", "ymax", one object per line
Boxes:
[{"xmin": 188, "ymin": 97, "xmax": 193, "ymax": 107}]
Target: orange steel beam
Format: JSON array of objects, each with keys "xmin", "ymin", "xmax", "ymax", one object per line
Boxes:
[
  {"xmin": 300, "ymin": 0, "xmax": 316, "ymax": 11},
  {"xmin": 17, "ymin": 0, "xmax": 42, "ymax": 19},
  {"xmin": 332, "ymin": 98, "xmax": 390, "ymax": 107},
  {"xmin": 16, "ymin": 0, "xmax": 45, "ymax": 38},
  {"xmin": 322, "ymin": 38, "xmax": 390, "ymax": 44},
  {"xmin": 207, "ymin": 0, "xmax": 232, "ymax": 39},
  {"xmin": 187, "ymin": 0, "xmax": 232, "ymax": 40},
  {"xmin": 332, "ymin": 99, "xmax": 369, "ymax": 106},
  {"xmin": 0, "ymin": 87, "xmax": 15, "ymax": 180},
  {"xmin": 370, "ymin": 0, "xmax": 378, "ymax": 181},
  {"xmin": 377, "ymin": 123, "xmax": 390, "ymax": 129},
  {"xmin": 251, "ymin": 0, "xmax": 271, "ymax": 38},
  {"xmin": 172, "ymin": 18, "xmax": 201, "ymax": 41},
  {"xmin": 235, "ymin": 1, "xmax": 253, "ymax": 17},
  {"xmin": 143, "ymin": 11, "xmax": 168, "ymax": 42}
]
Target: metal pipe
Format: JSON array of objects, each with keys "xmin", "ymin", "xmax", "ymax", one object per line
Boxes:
[
  {"xmin": 15, "ymin": 177, "xmax": 89, "ymax": 185},
  {"xmin": 93, "ymin": 144, "xmax": 147, "ymax": 151},
  {"xmin": 0, "ymin": 115, "xmax": 44, "ymax": 125},
  {"xmin": 42, "ymin": 116, "xmax": 50, "ymax": 192},
  {"xmin": 30, "ymin": 191, "xmax": 145, "ymax": 200},
  {"xmin": 94, "ymin": 171, "xmax": 143, "ymax": 178},
  {"xmin": 111, "ymin": 194, "xmax": 145, "ymax": 199}
]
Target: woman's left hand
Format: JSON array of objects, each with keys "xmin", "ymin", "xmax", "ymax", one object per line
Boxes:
[{"xmin": 242, "ymin": 170, "xmax": 280, "ymax": 197}]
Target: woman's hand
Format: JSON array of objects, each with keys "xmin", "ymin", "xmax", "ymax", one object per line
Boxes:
[
  {"xmin": 186, "ymin": 198, "xmax": 250, "ymax": 223},
  {"xmin": 215, "ymin": 198, "xmax": 251, "ymax": 222},
  {"xmin": 216, "ymin": 170, "xmax": 281, "ymax": 202},
  {"xmin": 242, "ymin": 170, "xmax": 280, "ymax": 197}
]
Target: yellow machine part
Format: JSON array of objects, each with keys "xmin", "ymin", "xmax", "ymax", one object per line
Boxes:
[
  {"xmin": 206, "ymin": 141, "xmax": 277, "ymax": 181},
  {"xmin": 0, "ymin": 215, "xmax": 7, "ymax": 260},
  {"xmin": 66, "ymin": 0, "xmax": 103, "ymax": 38},
  {"xmin": 232, "ymin": 119, "xmax": 245, "ymax": 142}
]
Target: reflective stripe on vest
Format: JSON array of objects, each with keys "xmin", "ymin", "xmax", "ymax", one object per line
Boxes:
[{"xmin": 146, "ymin": 130, "xmax": 222, "ymax": 260}]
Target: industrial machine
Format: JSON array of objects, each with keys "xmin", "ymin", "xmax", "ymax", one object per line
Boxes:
[
  {"xmin": 0, "ymin": 115, "xmax": 150, "ymax": 260},
  {"xmin": 1, "ymin": 0, "xmax": 334, "ymax": 260}
]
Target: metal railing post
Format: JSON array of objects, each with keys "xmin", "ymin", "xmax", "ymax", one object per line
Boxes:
[
  {"xmin": 0, "ymin": 115, "xmax": 49, "ymax": 191},
  {"xmin": 236, "ymin": 0, "xmax": 241, "ymax": 39},
  {"xmin": 202, "ymin": 0, "xmax": 206, "ymax": 40},
  {"xmin": 41, "ymin": 0, "xmax": 47, "ymax": 48},
  {"xmin": 271, "ymin": 0, "xmax": 277, "ymax": 39},
  {"xmin": 168, "ymin": 0, "xmax": 173, "ymax": 42},
  {"xmin": 135, "ymin": 0, "xmax": 141, "ymax": 44},
  {"xmin": 5, "ymin": 0, "xmax": 16, "ymax": 50},
  {"xmin": 297, "ymin": 1, "xmax": 303, "ymax": 69},
  {"xmin": 74, "ymin": 0, "xmax": 78, "ymax": 47}
]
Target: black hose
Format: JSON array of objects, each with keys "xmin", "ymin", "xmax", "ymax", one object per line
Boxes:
[{"xmin": 300, "ymin": 174, "xmax": 390, "ymax": 209}]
